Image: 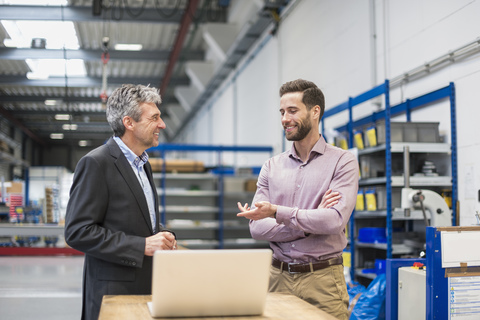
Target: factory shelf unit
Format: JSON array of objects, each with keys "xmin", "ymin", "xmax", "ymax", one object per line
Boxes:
[
  {"xmin": 148, "ymin": 144, "xmax": 273, "ymax": 249},
  {"xmin": 321, "ymin": 80, "xmax": 458, "ymax": 283}
]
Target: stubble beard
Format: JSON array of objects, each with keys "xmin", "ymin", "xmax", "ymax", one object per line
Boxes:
[{"xmin": 285, "ymin": 118, "xmax": 312, "ymax": 141}]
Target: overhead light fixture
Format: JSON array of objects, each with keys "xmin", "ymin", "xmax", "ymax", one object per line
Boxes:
[
  {"xmin": 3, "ymin": 38, "xmax": 29, "ymax": 48},
  {"xmin": 26, "ymin": 72, "xmax": 49, "ymax": 80},
  {"xmin": 62, "ymin": 124, "xmax": 78, "ymax": 130},
  {"xmin": 54, "ymin": 114, "xmax": 71, "ymax": 120},
  {"xmin": 50, "ymin": 133, "xmax": 64, "ymax": 140},
  {"xmin": 46, "ymin": 100, "xmax": 62, "ymax": 106},
  {"xmin": 114, "ymin": 43, "xmax": 143, "ymax": 51},
  {"xmin": 78, "ymin": 140, "xmax": 90, "ymax": 147}
]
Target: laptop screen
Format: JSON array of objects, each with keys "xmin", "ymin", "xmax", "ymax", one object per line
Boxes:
[{"xmin": 149, "ymin": 249, "xmax": 272, "ymax": 318}]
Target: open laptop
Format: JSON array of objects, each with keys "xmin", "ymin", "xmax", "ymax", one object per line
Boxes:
[{"xmin": 148, "ymin": 248, "xmax": 272, "ymax": 318}]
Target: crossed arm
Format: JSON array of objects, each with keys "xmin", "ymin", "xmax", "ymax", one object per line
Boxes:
[{"xmin": 237, "ymin": 189, "xmax": 341, "ymax": 220}]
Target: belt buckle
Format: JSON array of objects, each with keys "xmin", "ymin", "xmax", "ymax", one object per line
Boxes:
[{"xmin": 287, "ymin": 262, "xmax": 302, "ymax": 274}]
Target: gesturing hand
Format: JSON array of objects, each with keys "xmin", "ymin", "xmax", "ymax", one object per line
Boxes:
[{"xmin": 236, "ymin": 201, "xmax": 277, "ymax": 221}]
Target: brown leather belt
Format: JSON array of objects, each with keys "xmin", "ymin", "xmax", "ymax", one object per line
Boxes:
[{"xmin": 272, "ymin": 256, "xmax": 343, "ymax": 274}]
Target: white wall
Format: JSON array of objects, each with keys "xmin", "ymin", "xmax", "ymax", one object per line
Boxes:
[{"xmin": 182, "ymin": 0, "xmax": 480, "ymax": 226}]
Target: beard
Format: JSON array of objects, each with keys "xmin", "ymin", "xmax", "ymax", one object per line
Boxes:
[{"xmin": 285, "ymin": 115, "xmax": 313, "ymax": 141}]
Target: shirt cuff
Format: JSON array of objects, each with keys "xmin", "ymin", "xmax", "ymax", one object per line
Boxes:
[{"xmin": 275, "ymin": 205, "xmax": 287, "ymax": 223}]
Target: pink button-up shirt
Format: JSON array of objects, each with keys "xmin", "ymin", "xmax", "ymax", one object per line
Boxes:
[{"xmin": 249, "ymin": 135, "xmax": 359, "ymax": 263}]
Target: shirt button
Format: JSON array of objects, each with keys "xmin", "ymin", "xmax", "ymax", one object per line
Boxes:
[
  {"xmin": 292, "ymin": 244, "xmax": 295, "ymax": 247},
  {"xmin": 297, "ymin": 185, "xmax": 301, "ymax": 188}
]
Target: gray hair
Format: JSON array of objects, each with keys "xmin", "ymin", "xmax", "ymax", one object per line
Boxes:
[{"xmin": 106, "ymin": 84, "xmax": 162, "ymax": 137}]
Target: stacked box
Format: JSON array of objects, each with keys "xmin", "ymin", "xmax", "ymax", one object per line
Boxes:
[
  {"xmin": 244, "ymin": 179, "xmax": 257, "ymax": 192},
  {"xmin": 374, "ymin": 121, "xmax": 440, "ymax": 144},
  {"xmin": 150, "ymin": 158, "xmax": 205, "ymax": 173}
]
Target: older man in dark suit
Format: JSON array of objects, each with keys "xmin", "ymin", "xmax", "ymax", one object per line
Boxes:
[{"xmin": 65, "ymin": 84, "xmax": 176, "ymax": 320}]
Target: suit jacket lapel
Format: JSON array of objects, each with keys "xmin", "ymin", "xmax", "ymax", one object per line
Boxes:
[{"xmin": 107, "ymin": 138, "xmax": 155, "ymax": 234}]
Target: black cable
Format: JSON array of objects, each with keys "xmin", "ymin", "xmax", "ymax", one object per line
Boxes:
[
  {"xmin": 123, "ymin": 0, "xmax": 146, "ymax": 18},
  {"xmin": 154, "ymin": 0, "xmax": 180, "ymax": 18},
  {"xmin": 108, "ymin": 0, "xmax": 124, "ymax": 21}
]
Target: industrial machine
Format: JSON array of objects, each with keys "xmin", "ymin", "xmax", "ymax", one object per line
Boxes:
[{"xmin": 400, "ymin": 146, "xmax": 452, "ymax": 227}]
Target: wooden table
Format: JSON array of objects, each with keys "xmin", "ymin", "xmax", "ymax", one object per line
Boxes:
[{"xmin": 98, "ymin": 292, "xmax": 338, "ymax": 320}]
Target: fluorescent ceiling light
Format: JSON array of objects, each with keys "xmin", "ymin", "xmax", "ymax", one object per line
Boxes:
[
  {"xmin": 54, "ymin": 114, "xmax": 71, "ymax": 120},
  {"xmin": 3, "ymin": 38, "xmax": 26, "ymax": 48},
  {"xmin": 50, "ymin": 133, "xmax": 64, "ymax": 140},
  {"xmin": 1, "ymin": 20, "xmax": 79, "ymax": 50},
  {"xmin": 1, "ymin": 18, "xmax": 86, "ymax": 77},
  {"xmin": 115, "ymin": 44, "xmax": 143, "ymax": 51},
  {"xmin": 26, "ymin": 71, "xmax": 49, "ymax": 80},
  {"xmin": 3, "ymin": 0, "xmax": 67, "ymax": 4},
  {"xmin": 46, "ymin": 100, "xmax": 62, "ymax": 106},
  {"xmin": 78, "ymin": 140, "xmax": 90, "ymax": 147},
  {"xmin": 62, "ymin": 124, "xmax": 78, "ymax": 130},
  {"xmin": 26, "ymin": 58, "xmax": 86, "ymax": 77}
]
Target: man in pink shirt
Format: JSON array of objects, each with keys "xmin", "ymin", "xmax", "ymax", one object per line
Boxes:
[{"xmin": 237, "ymin": 79, "xmax": 359, "ymax": 320}]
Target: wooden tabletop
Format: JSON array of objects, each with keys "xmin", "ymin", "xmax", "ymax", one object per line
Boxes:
[{"xmin": 98, "ymin": 292, "xmax": 338, "ymax": 320}]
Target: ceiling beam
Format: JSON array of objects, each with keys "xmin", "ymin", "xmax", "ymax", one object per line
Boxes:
[
  {"xmin": 23, "ymin": 122, "xmax": 111, "ymax": 130},
  {"xmin": 0, "ymin": 95, "xmax": 104, "ymax": 104},
  {"xmin": 159, "ymin": 0, "xmax": 200, "ymax": 95},
  {"xmin": 0, "ymin": 75, "xmax": 190, "ymax": 88},
  {"xmin": 39, "ymin": 132, "xmax": 112, "ymax": 140},
  {"xmin": 0, "ymin": 47, "xmax": 204, "ymax": 62},
  {"xmin": 0, "ymin": 5, "xmax": 226, "ymax": 23},
  {"xmin": 0, "ymin": 106, "xmax": 46, "ymax": 146},
  {"xmin": 0, "ymin": 92, "xmax": 179, "ymax": 104}
]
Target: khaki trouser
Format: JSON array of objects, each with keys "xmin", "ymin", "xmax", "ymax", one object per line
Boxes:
[{"xmin": 269, "ymin": 264, "xmax": 349, "ymax": 320}]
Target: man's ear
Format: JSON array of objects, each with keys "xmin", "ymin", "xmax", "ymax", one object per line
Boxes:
[
  {"xmin": 312, "ymin": 105, "xmax": 321, "ymax": 120},
  {"xmin": 123, "ymin": 116, "xmax": 134, "ymax": 131}
]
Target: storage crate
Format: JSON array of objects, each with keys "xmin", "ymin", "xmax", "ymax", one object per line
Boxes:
[{"xmin": 374, "ymin": 121, "xmax": 440, "ymax": 144}]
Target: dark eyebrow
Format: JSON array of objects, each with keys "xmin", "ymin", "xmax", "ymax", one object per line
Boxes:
[{"xmin": 281, "ymin": 106, "xmax": 299, "ymax": 111}]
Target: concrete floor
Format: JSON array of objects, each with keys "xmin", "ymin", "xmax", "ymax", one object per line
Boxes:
[{"xmin": 0, "ymin": 256, "xmax": 84, "ymax": 320}]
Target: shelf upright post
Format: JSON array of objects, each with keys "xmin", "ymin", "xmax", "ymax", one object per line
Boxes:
[
  {"xmin": 405, "ymin": 98, "xmax": 411, "ymax": 122},
  {"xmin": 348, "ymin": 96, "xmax": 355, "ymax": 281},
  {"xmin": 349, "ymin": 209, "xmax": 356, "ymax": 282},
  {"xmin": 384, "ymin": 79, "xmax": 393, "ymax": 259},
  {"xmin": 217, "ymin": 149, "xmax": 224, "ymax": 249},
  {"xmin": 449, "ymin": 82, "xmax": 458, "ymax": 226},
  {"xmin": 160, "ymin": 149, "xmax": 167, "ymax": 227},
  {"xmin": 348, "ymin": 97, "xmax": 354, "ymax": 148},
  {"xmin": 24, "ymin": 167, "xmax": 29, "ymax": 206}
]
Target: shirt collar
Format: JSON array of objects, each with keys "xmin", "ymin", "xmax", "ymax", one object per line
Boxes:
[
  {"xmin": 288, "ymin": 135, "xmax": 327, "ymax": 160},
  {"xmin": 113, "ymin": 136, "xmax": 149, "ymax": 168}
]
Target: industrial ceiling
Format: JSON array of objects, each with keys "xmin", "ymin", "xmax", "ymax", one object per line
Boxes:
[{"xmin": 0, "ymin": 0, "xmax": 288, "ymax": 149}]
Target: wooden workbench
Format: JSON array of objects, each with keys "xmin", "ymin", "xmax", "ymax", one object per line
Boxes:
[{"xmin": 98, "ymin": 292, "xmax": 338, "ymax": 320}]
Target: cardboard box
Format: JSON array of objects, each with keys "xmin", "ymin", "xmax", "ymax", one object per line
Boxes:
[
  {"xmin": 223, "ymin": 178, "xmax": 245, "ymax": 193},
  {"xmin": 244, "ymin": 179, "xmax": 257, "ymax": 192},
  {"xmin": 6, "ymin": 182, "xmax": 23, "ymax": 194},
  {"xmin": 149, "ymin": 158, "xmax": 205, "ymax": 173},
  {"xmin": 0, "ymin": 140, "xmax": 9, "ymax": 152}
]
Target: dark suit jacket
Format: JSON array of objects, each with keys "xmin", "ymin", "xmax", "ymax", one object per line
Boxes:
[{"xmin": 65, "ymin": 137, "xmax": 169, "ymax": 320}]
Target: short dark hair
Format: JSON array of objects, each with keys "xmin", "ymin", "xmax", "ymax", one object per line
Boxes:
[{"xmin": 279, "ymin": 79, "xmax": 325, "ymax": 120}]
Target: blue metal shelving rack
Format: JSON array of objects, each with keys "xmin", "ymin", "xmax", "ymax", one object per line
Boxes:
[
  {"xmin": 148, "ymin": 144, "xmax": 273, "ymax": 249},
  {"xmin": 321, "ymin": 80, "xmax": 458, "ymax": 281}
]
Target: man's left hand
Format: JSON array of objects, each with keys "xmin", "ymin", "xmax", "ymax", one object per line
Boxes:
[{"xmin": 237, "ymin": 201, "xmax": 277, "ymax": 220}]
